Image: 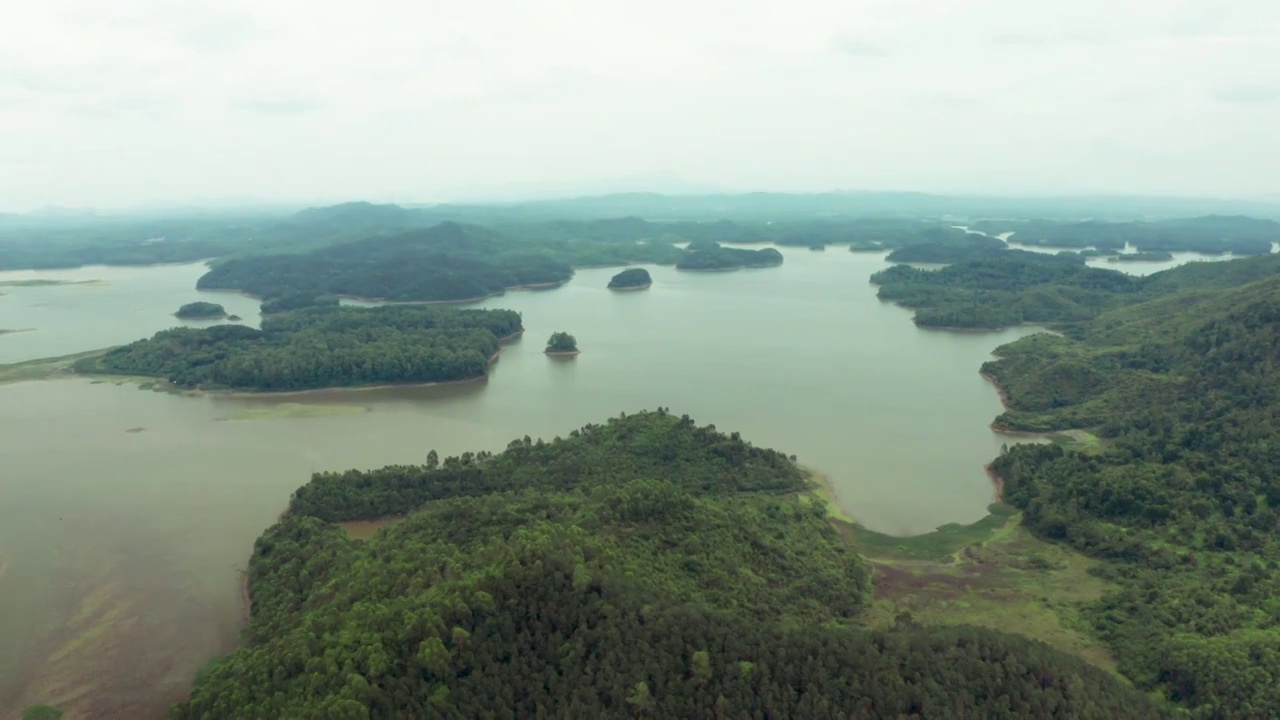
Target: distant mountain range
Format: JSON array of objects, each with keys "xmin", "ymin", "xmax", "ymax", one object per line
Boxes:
[{"xmin": 6, "ymin": 191, "xmax": 1280, "ymax": 225}]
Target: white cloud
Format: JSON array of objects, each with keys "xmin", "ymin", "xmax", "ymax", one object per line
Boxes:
[{"xmin": 1, "ymin": 0, "xmax": 1278, "ymax": 210}]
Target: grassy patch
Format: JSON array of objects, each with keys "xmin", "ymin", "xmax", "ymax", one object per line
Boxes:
[
  {"xmin": 1049, "ymin": 429, "xmax": 1108, "ymax": 453},
  {"xmin": 219, "ymin": 403, "xmax": 370, "ymax": 421},
  {"xmin": 845, "ymin": 505, "xmax": 1120, "ymax": 675},
  {"xmin": 0, "ymin": 349, "xmax": 109, "ymax": 384}
]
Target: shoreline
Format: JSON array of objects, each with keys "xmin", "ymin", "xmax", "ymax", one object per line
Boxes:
[
  {"xmin": 985, "ymin": 463, "xmax": 1005, "ymax": 502},
  {"xmin": 544, "ymin": 349, "xmax": 581, "ymax": 357},
  {"xmin": 608, "ymin": 282, "xmax": 652, "ymax": 291},
  {"xmin": 917, "ymin": 322, "xmax": 1011, "ymax": 333}
]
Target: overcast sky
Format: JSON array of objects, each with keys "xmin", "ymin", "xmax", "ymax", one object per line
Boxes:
[{"xmin": 2, "ymin": 0, "xmax": 1278, "ymax": 210}]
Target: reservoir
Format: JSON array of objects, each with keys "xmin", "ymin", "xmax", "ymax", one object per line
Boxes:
[{"xmin": 0, "ymin": 247, "xmax": 1199, "ymax": 717}]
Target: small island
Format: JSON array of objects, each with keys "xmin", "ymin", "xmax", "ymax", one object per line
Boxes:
[
  {"xmin": 227, "ymin": 314, "xmax": 243, "ymax": 321},
  {"xmin": 607, "ymin": 268, "xmax": 652, "ymax": 291},
  {"xmin": 174, "ymin": 301, "xmax": 227, "ymax": 319},
  {"xmin": 545, "ymin": 331, "xmax": 580, "ymax": 356}
]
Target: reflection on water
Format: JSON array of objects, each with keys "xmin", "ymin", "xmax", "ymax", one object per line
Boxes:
[{"xmin": 0, "ymin": 249, "xmax": 1085, "ymax": 716}]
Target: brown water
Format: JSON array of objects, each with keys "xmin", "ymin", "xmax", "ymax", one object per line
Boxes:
[{"xmin": 0, "ymin": 248, "xmax": 1176, "ymax": 717}]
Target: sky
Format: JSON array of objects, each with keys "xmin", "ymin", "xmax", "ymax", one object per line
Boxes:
[{"xmin": 2, "ymin": 0, "xmax": 1278, "ymax": 211}]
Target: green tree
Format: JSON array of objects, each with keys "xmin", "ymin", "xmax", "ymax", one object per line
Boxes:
[{"xmin": 545, "ymin": 331, "xmax": 578, "ymax": 353}]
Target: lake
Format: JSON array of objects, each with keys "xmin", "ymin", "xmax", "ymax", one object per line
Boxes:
[{"xmin": 0, "ymin": 247, "xmax": 1201, "ymax": 717}]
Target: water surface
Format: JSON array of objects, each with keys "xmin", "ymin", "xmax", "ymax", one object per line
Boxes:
[{"xmin": 1, "ymin": 249, "xmax": 1065, "ymax": 715}]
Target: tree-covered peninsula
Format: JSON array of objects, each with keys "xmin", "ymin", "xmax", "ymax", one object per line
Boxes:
[
  {"xmin": 174, "ymin": 301, "xmax": 226, "ymax": 318},
  {"xmin": 872, "ymin": 250, "xmax": 1280, "ymax": 329},
  {"xmin": 76, "ymin": 306, "xmax": 522, "ymax": 391},
  {"xmin": 175, "ymin": 411, "xmax": 1155, "ymax": 719},
  {"xmin": 675, "ymin": 241, "xmax": 783, "ymax": 271},
  {"xmin": 607, "ymin": 267, "xmax": 651, "ymax": 289},
  {"xmin": 980, "ymin": 273, "xmax": 1280, "ymax": 716}
]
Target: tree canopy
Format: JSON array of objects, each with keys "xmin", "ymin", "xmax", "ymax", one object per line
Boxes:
[
  {"xmin": 174, "ymin": 301, "xmax": 226, "ymax": 318},
  {"xmin": 873, "ymin": 250, "xmax": 1280, "ymax": 329},
  {"xmin": 984, "ymin": 273, "xmax": 1280, "ymax": 716},
  {"xmin": 545, "ymin": 331, "xmax": 578, "ymax": 353},
  {"xmin": 607, "ymin": 267, "xmax": 652, "ymax": 289},
  {"xmin": 77, "ymin": 306, "xmax": 522, "ymax": 391},
  {"xmin": 675, "ymin": 242, "xmax": 783, "ymax": 271},
  {"xmin": 175, "ymin": 411, "xmax": 1156, "ymax": 719}
]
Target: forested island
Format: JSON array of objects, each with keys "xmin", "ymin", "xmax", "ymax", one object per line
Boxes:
[
  {"xmin": 174, "ymin": 301, "xmax": 226, "ymax": 319},
  {"xmin": 75, "ymin": 306, "xmax": 522, "ymax": 391},
  {"xmin": 872, "ymin": 249, "xmax": 1280, "ymax": 329},
  {"xmin": 979, "ymin": 270, "xmax": 1280, "ymax": 716},
  {"xmin": 676, "ymin": 241, "xmax": 783, "ymax": 271},
  {"xmin": 607, "ymin": 267, "xmax": 652, "ymax": 290},
  {"xmin": 544, "ymin": 331, "xmax": 579, "ymax": 355},
  {"xmin": 174, "ymin": 411, "xmax": 1155, "ymax": 718}
]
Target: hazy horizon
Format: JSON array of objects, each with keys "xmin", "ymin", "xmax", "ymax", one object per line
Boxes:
[{"xmin": 4, "ymin": 1, "xmax": 1279, "ymax": 212}]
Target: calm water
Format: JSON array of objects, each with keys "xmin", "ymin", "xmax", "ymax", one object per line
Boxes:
[
  {"xmin": 0, "ymin": 248, "xmax": 1198, "ymax": 717},
  {"xmin": 0, "ymin": 263, "xmax": 262, "ymax": 364}
]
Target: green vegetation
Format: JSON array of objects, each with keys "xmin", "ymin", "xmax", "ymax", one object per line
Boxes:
[
  {"xmin": 544, "ymin": 331, "xmax": 578, "ymax": 354},
  {"xmin": 883, "ymin": 233, "xmax": 1007, "ymax": 263},
  {"xmin": 21, "ymin": 705, "xmax": 64, "ymax": 720},
  {"xmin": 676, "ymin": 241, "xmax": 783, "ymax": 271},
  {"xmin": 607, "ymin": 267, "xmax": 652, "ymax": 289},
  {"xmin": 977, "ymin": 215, "xmax": 1278, "ymax": 255},
  {"xmin": 197, "ymin": 222, "xmax": 580, "ymax": 303},
  {"xmin": 176, "ymin": 411, "xmax": 1155, "ymax": 718},
  {"xmin": 75, "ymin": 306, "xmax": 522, "ymax": 391},
  {"xmin": 174, "ymin": 301, "xmax": 226, "ymax": 318},
  {"xmin": 982, "ymin": 273, "xmax": 1280, "ymax": 716},
  {"xmin": 871, "ymin": 251, "xmax": 1129, "ymax": 328},
  {"xmin": 873, "ymin": 250, "xmax": 1280, "ymax": 329}
]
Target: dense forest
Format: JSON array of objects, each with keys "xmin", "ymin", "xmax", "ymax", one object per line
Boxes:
[
  {"xmin": 882, "ymin": 233, "xmax": 1008, "ymax": 263},
  {"xmin": 197, "ymin": 222, "xmax": 588, "ymax": 303},
  {"xmin": 675, "ymin": 242, "xmax": 783, "ymax": 271},
  {"xmin": 76, "ymin": 306, "xmax": 522, "ymax": 391},
  {"xmin": 174, "ymin": 301, "xmax": 226, "ymax": 318},
  {"xmin": 977, "ymin": 215, "xmax": 1279, "ymax": 255},
  {"xmin": 982, "ymin": 275, "xmax": 1280, "ymax": 717},
  {"xmin": 872, "ymin": 251, "xmax": 1280, "ymax": 329},
  {"xmin": 607, "ymin": 267, "xmax": 652, "ymax": 289},
  {"xmin": 176, "ymin": 411, "xmax": 1156, "ymax": 718}
]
